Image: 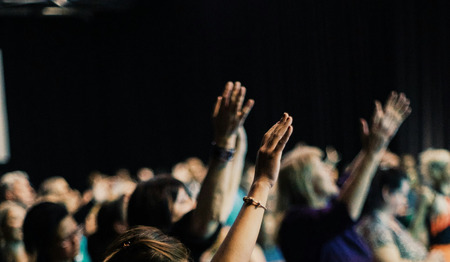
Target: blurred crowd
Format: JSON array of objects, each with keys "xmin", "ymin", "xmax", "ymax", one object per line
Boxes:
[{"xmin": 0, "ymin": 82, "xmax": 449, "ymax": 262}]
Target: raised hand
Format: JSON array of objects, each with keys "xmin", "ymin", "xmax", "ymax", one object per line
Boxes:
[
  {"xmin": 212, "ymin": 81, "xmax": 254, "ymax": 148},
  {"xmin": 211, "ymin": 113, "xmax": 293, "ymax": 262},
  {"xmin": 254, "ymin": 113, "xmax": 294, "ymax": 189},
  {"xmin": 340, "ymin": 91, "xmax": 411, "ymax": 220},
  {"xmin": 364, "ymin": 91, "xmax": 411, "ymax": 153}
]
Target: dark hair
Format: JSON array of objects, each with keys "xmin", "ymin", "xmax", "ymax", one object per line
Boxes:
[
  {"xmin": 127, "ymin": 175, "xmax": 191, "ymax": 233},
  {"xmin": 22, "ymin": 202, "xmax": 69, "ymax": 262},
  {"xmin": 362, "ymin": 168, "xmax": 408, "ymax": 215},
  {"xmin": 104, "ymin": 226, "xmax": 190, "ymax": 262},
  {"xmin": 89, "ymin": 196, "xmax": 127, "ymax": 262},
  {"xmin": 97, "ymin": 195, "xmax": 126, "ymax": 235}
]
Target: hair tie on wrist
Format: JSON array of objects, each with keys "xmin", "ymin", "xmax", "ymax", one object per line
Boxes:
[
  {"xmin": 243, "ymin": 196, "xmax": 267, "ymax": 210},
  {"xmin": 211, "ymin": 142, "xmax": 235, "ymax": 162}
]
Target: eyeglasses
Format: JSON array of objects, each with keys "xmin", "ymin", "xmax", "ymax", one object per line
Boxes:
[{"xmin": 59, "ymin": 225, "xmax": 83, "ymax": 248}]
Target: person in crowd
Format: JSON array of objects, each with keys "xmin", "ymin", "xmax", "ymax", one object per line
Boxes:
[
  {"xmin": 126, "ymin": 81, "xmax": 254, "ymax": 261},
  {"xmin": 419, "ymin": 148, "xmax": 450, "ymax": 260},
  {"xmin": 37, "ymin": 176, "xmax": 83, "ymax": 214},
  {"xmin": 136, "ymin": 168, "xmax": 154, "ymax": 183},
  {"xmin": 22, "ymin": 201, "xmax": 90, "ymax": 262},
  {"xmin": 0, "ymin": 171, "xmax": 35, "ymax": 208},
  {"xmin": 88, "ymin": 195, "xmax": 128, "ymax": 262},
  {"xmin": 277, "ymin": 91, "xmax": 411, "ymax": 261},
  {"xmin": 103, "ymin": 112, "xmax": 294, "ymax": 262},
  {"xmin": 357, "ymin": 168, "xmax": 444, "ymax": 262},
  {"xmin": 0, "ymin": 201, "xmax": 27, "ymax": 262}
]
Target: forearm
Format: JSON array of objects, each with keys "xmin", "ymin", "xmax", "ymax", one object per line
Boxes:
[
  {"xmin": 339, "ymin": 149, "xmax": 385, "ymax": 220},
  {"xmin": 212, "ymin": 181, "xmax": 270, "ymax": 262},
  {"xmin": 220, "ymin": 130, "xmax": 247, "ymax": 221},
  {"xmin": 408, "ymin": 195, "xmax": 430, "ymax": 245},
  {"xmin": 192, "ymin": 138, "xmax": 236, "ymax": 237}
]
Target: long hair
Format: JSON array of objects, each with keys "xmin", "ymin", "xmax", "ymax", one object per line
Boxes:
[
  {"xmin": 22, "ymin": 202, "xmax": 69, "ymax": 262},
  {"xmin": 127, "ymin": 175, "xmax": 191, "ymax": 233},
  {"xmin": 103, "ymin": 226, "xmax": 190, "ymax": 262},
  {"xmin": 277, "ymin": 144, "xmax": 324, "ymax": 212}
]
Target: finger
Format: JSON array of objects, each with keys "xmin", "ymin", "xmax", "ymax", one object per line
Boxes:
[
  {"xmin": 274, "ymin": 119, "xmax": 293, "ymax": 153},
  {"xmin": 235, "ymin": 86, "xmax": 246, "ymax": 113},
  {"xmin": 385, "ymin": 91, "xmax": 398, "ymax": 110},
  {"xmin": 239, "ymin": 99, "xmax": 255, "ymax": 125},
  {"xmin": 261, "ymin": 113, "xmax": 287, "ymax": 146},
  {"xmin": 395, "ymin": 93, "xmax": 407, "ymax": 109},
  {"xmin": 230, "ymin": 81, "xmax": 241, "ymax": 111},
  {"xmin": 359, "ymin": 118, "xmax": 369, "ymax": 137},
  {"xmin": 267, "ymin": 114, "xmax": 291, "ymax": 150},
  {"xmin": 372, "ymin": 101, "xmax": 383, "ymax": 126},
  {"xmin": 222, "ymin": 81, "xmax": 233, "ymax": 107},
  {"xmin": 212, "ymin": 96, "xmax": 222, "ymax": 118}
]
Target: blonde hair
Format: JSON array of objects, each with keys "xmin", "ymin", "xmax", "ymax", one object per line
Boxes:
[
  {"xmin": 277, "ymin": 144, "xmax": 324, "ymax": 213},
  {"xmin": 419, "ymin": 148, "xmax": 450, "ymax": 186}
]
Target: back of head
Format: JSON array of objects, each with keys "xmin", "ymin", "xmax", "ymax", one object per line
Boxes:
[
  {"xmin": 127, "ymin": 175, "xmax": 189, "ymax": 233},
  {"xmin": 277, "ymin": 144, "xmax": 323, "ymax": 212},
  {"xmin": 38, "ymin": 176, "xmax": 70, "ymax": 198},
  {"xmin": 22, "ymin": 202, "xmax": 69, "ymax": 261},
  {"xmin": 362, "ymin": 168, "xmax": 408, "ymax": 215},
  {"xmin": 96, "ymin": 195, "xmax": 126, "ymax": 235},
  {"xmin": 104, "ymin": 226, "xmax": 189, "ymax": 262}
]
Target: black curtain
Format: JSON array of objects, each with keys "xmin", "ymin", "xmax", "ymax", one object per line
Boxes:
[{"xmin": 0, "ymin": 0, "xmax": 449, "ymax": 190}]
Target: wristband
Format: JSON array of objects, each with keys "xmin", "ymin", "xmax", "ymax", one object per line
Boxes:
[{"xmin": 211, "ymin": 142, "xmax": 235, "ymax": 162}]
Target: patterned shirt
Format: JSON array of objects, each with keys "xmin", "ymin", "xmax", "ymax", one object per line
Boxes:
[{"xmin": 357, "ymin": 211, "xmax": 428, "ymax": 261}]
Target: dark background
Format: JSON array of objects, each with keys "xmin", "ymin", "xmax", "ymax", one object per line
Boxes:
[{"xmin": 0, "ymin": 0, "xmax": 449, "ymax": 191}]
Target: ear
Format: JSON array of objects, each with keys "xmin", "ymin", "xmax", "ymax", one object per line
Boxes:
[
  {"xmin": 4, "ymin": 190, "xmax": 15, "ymax": 201},
  {"xmin": 381, "ymin": 186, "xmax": 390, "ymax": 203}
]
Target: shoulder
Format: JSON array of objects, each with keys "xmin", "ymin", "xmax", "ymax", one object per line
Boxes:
[{"xmin": 357, "ymin": 215, "xmax": 393, "ymax": 249}]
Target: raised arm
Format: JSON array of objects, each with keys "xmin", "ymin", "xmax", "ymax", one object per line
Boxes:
[
  {"xmin": 220, "ymin": 126, "xmax": 248, "ymax": 222},
  {"xmin": 212, "ymin": 113, "xmax": 293, "ymax": 262},
  {"xmin": 191, "ymin": 81, "xmax": 254, "ymax": 237},
  {"xmin": 339, "ymin": 92, "xmax": 412, "ymax": 220}
]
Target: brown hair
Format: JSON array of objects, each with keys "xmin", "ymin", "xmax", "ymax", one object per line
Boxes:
[{"xmin": 103, "ymin": 226, "xmax": 190, "ymax": 262}]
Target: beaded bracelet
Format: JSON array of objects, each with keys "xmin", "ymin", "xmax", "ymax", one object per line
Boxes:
[{"xmin": 243, "ymin": 196, "xmax": 267, "ymax": 210}]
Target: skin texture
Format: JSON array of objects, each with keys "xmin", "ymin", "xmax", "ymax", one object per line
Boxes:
[
  {"xmin": 191, "ymin": 81, "xmax": 254, "ymax": 237},
  {"xmin": 212, "ymin": 113, "xmax": 293, "ymax": 262}
]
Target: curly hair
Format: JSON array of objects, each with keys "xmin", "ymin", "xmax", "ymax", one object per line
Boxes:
[{"xmin": 419, "ymin": 148, "xmax": 450, "ymax": 187}]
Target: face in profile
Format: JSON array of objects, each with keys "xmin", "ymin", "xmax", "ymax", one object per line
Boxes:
[
  {"xmin": 385, "ymin": 180, "xmax": 410, "ymax": 216},
  {"xmin": 311, "ymin": 158, "xmax": 339, "ymax": 199},
  {"xmin": 52, "ymin": 216, "xmax": 82, "ymax": 261},
  {"xmin": 11, "ymin": 178, "xmax": 35, "ymax": 208}
]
